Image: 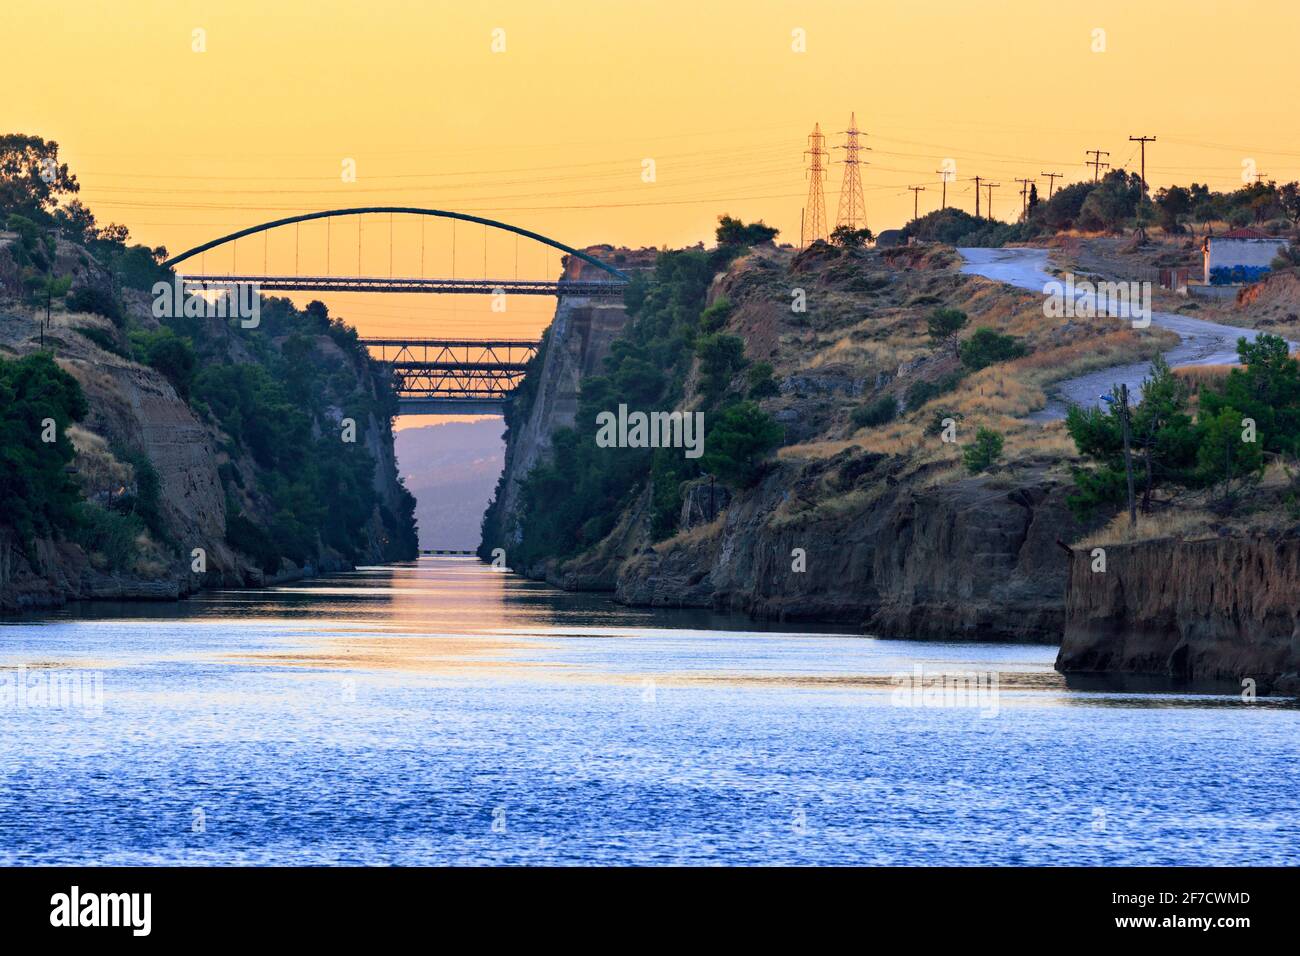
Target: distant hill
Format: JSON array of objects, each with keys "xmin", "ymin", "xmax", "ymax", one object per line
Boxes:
[{"xmin": 395, "ymin": 419, "xmax": 505, "ymax": 550}]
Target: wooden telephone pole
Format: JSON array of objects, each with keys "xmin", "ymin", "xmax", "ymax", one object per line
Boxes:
[
  {"xmin": 908, "ymin": 185, "xmax": 926, "ymax": 220},
  {"xmin": 984, "ymin": 182, "xmax": 1000, "ymax": 221},
  {"xmin": 1041, "ymin": 171, "xmax": 1062, "ymax": 199},
  {"xmin": 1086, "ymin": 149, "xmax": 1110, "ymax": 182},
  {"xmin": 1119, "ymin": 383, "xmax": 1137, "ymax": 528},
  {"xmin": 1128, "ymin": 135, "xmax": 1156, "ymax": 193},
  {"xmin": 935, "ymin": 168, "xmax": 950, "ymax": 209},
  {"xmin": 1015, "ymin": 178, "xmax": 1036, "ymax": 219},
  {"xmin": 973, "ymin": 175, "xmax": 984, "ymax": 218}
]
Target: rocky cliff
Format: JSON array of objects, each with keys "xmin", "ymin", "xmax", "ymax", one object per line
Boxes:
[
  {"xmin": 1056, "ymin": 535, "xmax": 1300, "ymax": 693},
  {"xmin": 614, "ymin": 458, "xmax": 1076, "ymax": 640},
  {"xmin": 0, "ymin": 234, "xmax": 416, "ymax": 612},
  {"xmin": 482, "ymin": 249, "xmax": 649, "ymax": 554},
  {"xmin": 482, "ymin": 239, "xmax": 1116, "ymax": 641}
]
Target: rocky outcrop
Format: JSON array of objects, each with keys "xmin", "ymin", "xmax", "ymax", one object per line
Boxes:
[
  {"xmin": 614, "ymin": 455, "xmax": 1078, "ymax": 640},
  {"xmin": 1056, "ymin": 535, "xmax": 1300, "ymax": 693},
  {"xmin": 487, "ymin": 242, "xmax": 1087, "ymax": 640},
  {"xmin": 484, "ymin": 254, "xmax": 637, "ymax": 551},
  {"xmin": 1, "ymin": 282, "xmax": 412, "ymax": 613}
]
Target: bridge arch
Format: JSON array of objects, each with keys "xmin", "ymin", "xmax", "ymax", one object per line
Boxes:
[{"xmin": 160, "ymin": 206, "xmax": 630, "ymax": 280}]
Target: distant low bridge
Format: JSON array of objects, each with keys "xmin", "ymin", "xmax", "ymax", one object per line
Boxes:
[{"xmin": 361, "ymin": 338, "xmax": 539, "ymax": 414}]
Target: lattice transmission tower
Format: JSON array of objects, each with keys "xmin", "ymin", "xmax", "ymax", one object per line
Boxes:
[
  {"xmin": 834, "ymin": 112, "xmax": 869, "ymax": 231},
  {"xmin": 802, "ymin": 123, "xmax": 829, "ymax": 247}
]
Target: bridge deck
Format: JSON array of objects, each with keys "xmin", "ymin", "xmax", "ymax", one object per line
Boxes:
[{"xmin": 181, "ymin": 275, "xmax": 625, "ymax": 296}]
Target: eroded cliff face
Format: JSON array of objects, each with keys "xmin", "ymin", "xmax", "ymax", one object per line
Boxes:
[
  {"xmin": 489, "ymin": 242, "xmax": 1085, "ymax": 641},
  {"xmin": 484, "ymin": 251, "xmax": 641, "ymax": 552},
  {"xmin": 0, "ymin": 344, "xmax": 232, "ymax": 608},
  {"xmin": 1057, "ymin": 536, "xmax": 1300, "ymax": 693},
  {"xmin": 489, "ymin": 295, "xmax": 631, "ymax": 549},
  {"xmin": 0, "ymin": 244, "xmax": 413, "ymax": 612},
  {"xmin": 585, "ymin": 454, "xmax": 1077, "ymax": 641}
]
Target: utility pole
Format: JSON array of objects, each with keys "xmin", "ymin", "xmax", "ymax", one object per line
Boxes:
[
  {"xmin": 802, "ymin": 124, "xmax": 829, "ymax": 246},
  {"xmin": 973, "ymin": 175, "xmax": 984, "ymax": 218},
  {"xmin": 1015, "ymin": 177, "xmax": 1036, "ymax": 219},
  {"xmin": 935, "ymin": 167, "xmax": 951, "ymax": 209},
  {"xmin": 908, "ymin": 185, "xmax": 926, "ymax": 220},
  {"xmin": 834, "ymin": 112, "xmax": 870, "ymax": 231},
  {"xmin": 1119, "ymin": 383, "xmax": 1137, "ymax": 529},
  {"xmin": 1254, "ymin": 172, "xmax": 1269, "ymax": 184},
  {"xmin": 1086, "ymin": 149, "xmax": 1110, "ymax": 182},
  {"xmin": 984, "ymin": 182, "xmax": 1000, "ymax": 221},
  {"xmin": 1128, "ymin": 135, "xmax": 1156, "ymax": 194},
  {"xmin": 1041, "ymin": 171, "xmax": 1062, "ymax": 200}
]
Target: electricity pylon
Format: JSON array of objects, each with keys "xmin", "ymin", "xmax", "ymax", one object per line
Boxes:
[
  {"xmin": 834, "ymin": 112, "xmax": 869, "ymax": 231},
  {"xmin": 803, "ymin": 123, "xmax": 829, "ymax": 246}
]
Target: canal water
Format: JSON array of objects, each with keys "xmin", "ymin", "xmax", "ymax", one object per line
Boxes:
[{"xmin": 1, "ymin": 558, "xmax": 1296, "ymax": 865}]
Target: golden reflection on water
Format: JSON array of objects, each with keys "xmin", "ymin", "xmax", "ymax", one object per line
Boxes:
[{"xmin": 230, "ymin": 633, "xmax": 562, "ymax": 673}]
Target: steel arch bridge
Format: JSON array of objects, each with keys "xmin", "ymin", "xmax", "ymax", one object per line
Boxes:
[{"xmin": 164, "ymin": 207, "xmax": 629, "ymax": 414}]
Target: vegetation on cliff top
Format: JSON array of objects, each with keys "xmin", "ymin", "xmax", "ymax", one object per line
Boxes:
[
  {"xmin": 1067, "ymin": 334, "xmax": 1300, "ymax": 522},
  {"xmin": 902, "ymin": 168, "xmax": 1300, "ymax": 246}
]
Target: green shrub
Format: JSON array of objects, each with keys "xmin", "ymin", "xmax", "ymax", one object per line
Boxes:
[
  {"xmin": 69, "ymin": 504, "xmax": 144, "ymax": 571},
  {"xmin": 699, "ymin": 297, "xmax": 733, "ymax": 333},
  {"xmin": 66, "ymin": 286, "xmax": 123, "ymax": 327},
  {"xmin": 133, "ymin": 328, "xmax": 196, "ymax": 400},
  {"xmin": 226, "ymin": 513, "xmax": 281, "ymax": 574},
  {"xmin": 851, "ymin": 394, "xmax": 897, "ymax": 428},
  {"xmin": 701, "ymin": 401, "xmax": 783, "ymax": 488},
  {"xmin": 696, "ymin": 332, "xmax": 748, "ymax": 403},
  {"xmin": 959, "ymin": 328, "xmax": 1028, "ymax": 371},
  {"xmin": 925, "ymin": 410, "xmax": 962, "ymax": 436},
  {"xmin": 926, "ymin": 307, "xmax": 968, "ymax": 357},
  {"xmin": 746, "ymin": 361, "xmax": 779, "ymax": 399},
  {"xmin": 963, "ymin": 427, "xmax": 1004, "ymax": 473},
  {"xmin": 76, "ymin": 325, "xmax": 130, "ymax": 358},
  {"xmin": 0, "ymin": 352, "xmax": 89, "ymax": 545},
  {"xmin": 906, "ymin": 372, "xmax": 964, "ymax": 409}
]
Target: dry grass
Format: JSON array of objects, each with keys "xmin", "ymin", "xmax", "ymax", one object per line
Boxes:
[
  {"xmin": 1005, "ymin": 420, "xmax": 1078, "ymax": 462},
  {"xmin": 778, "ymin": 438, "xmax": 867, "ymax": 461},
  {"xmin": 1075, "ymin": 508, "xmax": 1219, "ymax": 548},
  {"xmin": 656, "ymin": 515, "xmax": 723, "ymax": 551},
  {"xmin": 68, "ymin": 425, "xmax": 132, "ymax": 497},
  {"xmin": 805, "ymin": 334, "xmax": 919, "ymax": 372},
  {"xmin": 1075, "ymin": 460, "xmax": 1300, "ymax": 547},
  {"xmin": 1173, "ymin": 363, "xmax": 1236, "ymax": 394}
]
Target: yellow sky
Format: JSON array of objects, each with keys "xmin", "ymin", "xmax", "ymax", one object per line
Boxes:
[{"xmin": 6, "ymin": 0, "xmax": 1300, "ymax": 350}]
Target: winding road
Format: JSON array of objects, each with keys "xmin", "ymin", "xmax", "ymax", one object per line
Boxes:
[{"xmin": 958, "ymin": 247, "xmax": 1281, "ymax": 420}]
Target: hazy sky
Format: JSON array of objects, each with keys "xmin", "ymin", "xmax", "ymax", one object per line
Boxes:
[{"xmin": 6, "ymin": 0, "xmax": 1298, "ymax": 341}]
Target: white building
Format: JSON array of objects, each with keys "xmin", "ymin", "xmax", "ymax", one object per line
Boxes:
[{"xmin": 1202, "ymin": 228, "xmax": 1291, "ymax": 284}]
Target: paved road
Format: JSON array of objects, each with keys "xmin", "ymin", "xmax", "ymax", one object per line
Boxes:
[{"xmin": 958, "ymin": 246, "xmax": 1281, "ymax": 419}]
